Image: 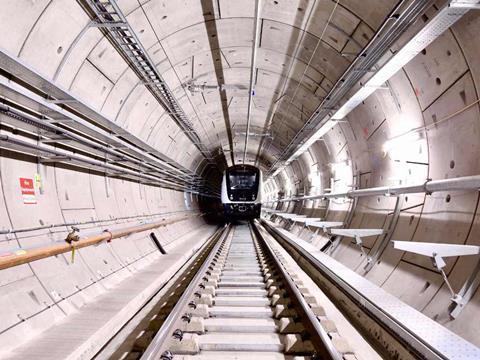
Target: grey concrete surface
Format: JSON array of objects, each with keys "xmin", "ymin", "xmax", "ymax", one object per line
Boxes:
[{"xmin": 0, "ymin": 0, "xmax": 480, "ymax": 356}]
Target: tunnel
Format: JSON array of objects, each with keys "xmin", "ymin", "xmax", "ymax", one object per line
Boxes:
[{"xmin": 1, "ymin": 0, "xmax": 480, "ymax": 359}]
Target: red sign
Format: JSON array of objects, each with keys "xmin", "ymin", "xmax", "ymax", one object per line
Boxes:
[{"xmin": 19, "ymin": 177, "xmax": 36, "ymax": 205}]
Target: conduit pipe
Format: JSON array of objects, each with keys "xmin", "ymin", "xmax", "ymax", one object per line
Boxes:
[
  {"xmin": 0, "ymin": 101, "xmax": 202, "ymax": 186},
  {"xmin": 0, "ymin": 135, "xmax": 221, "ymax": 196},
  {"xmin": 0, "ymin": 213, "xmax": 201, "ymax": 271},
  {"xmin": 266, "ymin": 175, "xmax": 480, "ymax": 202},
  {"xmin": 0, "ymin": 209, "xmax": 192, "ymax": 235}
]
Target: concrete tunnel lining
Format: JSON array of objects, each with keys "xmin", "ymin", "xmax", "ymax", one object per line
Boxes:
[{"xmin": 1, "ymin": 0, "xmax": 480, "ymax": 358}]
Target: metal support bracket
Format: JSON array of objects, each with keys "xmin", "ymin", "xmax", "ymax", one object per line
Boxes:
[
  {"xmin": 449, "ymin": 257, "xmax": 480, "ymax": 318},
  {"xmin": 327, "ymin": 171, "xmax": 360, "ymax": 255},
  {"xmin": 305, "ymin": 221, "xmax": 343, "ymax": 233},
  {"xmin": 330, "ymin": 228, "xmax": 384, "ymax": 262},
  {"xmin": 364, "ymin": 196, "xmax": 404, "ymax": 272},
  {"xmin": 393, "ymin": 240, "xmax": 480, "ymax": 316},
  {"xmin": 308, "ymin": 227, "xmax": 320, "ymax": 243}
]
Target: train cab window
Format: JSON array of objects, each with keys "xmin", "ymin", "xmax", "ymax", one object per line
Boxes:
[{"xmin": 229, "ymin": 172, "xmax": 257, "ymax": 189}]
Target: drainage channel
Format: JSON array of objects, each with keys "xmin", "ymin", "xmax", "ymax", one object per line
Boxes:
[{"xmin": 140, "ymin": 222, "xmax": 342, "ymax": 360}]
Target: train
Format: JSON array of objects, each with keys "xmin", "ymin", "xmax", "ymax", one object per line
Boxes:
[{"xmin": 221, "ymin": 164, "xmax": 263, "ymax": 220}]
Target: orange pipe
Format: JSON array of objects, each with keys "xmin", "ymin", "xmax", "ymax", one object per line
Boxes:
[{"xmin": 0, "ymin": 213, "xmax": 200, "ymax": 271}]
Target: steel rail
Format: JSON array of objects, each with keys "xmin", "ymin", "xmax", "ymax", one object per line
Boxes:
[
  {"xmin": 141, "ymin": 224, "xmax": 231, "ymax": 360},
  {"xmin": 264, "ymin": 174, "xmax": 480, "ymax": 203},
  {"xmin": 242, "ymin": 0, "xmax": 262, "ymax": 164},
  {"xmin": 95, "ymin": 224, "xmax": 228, "ymax": 359},
  {"xmin": 260, "ymin": 219, "xmax": 480, "ymax": 360},
  {"xmin": 252, "ymin": 221, "xmax": 342, "ymax": 360},
  {"xmin": 0, "ymin": 213, "xmax": 201, "ymax": 271}
]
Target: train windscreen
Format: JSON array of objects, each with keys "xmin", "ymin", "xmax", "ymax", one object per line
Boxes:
[{"xmin": 228, "ymin": 171, "xmax": 257, "ymax": 190}]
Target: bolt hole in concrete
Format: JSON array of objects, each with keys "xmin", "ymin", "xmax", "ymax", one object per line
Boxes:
[
  {"xmin": 446, "ymin": 194, "xmax": 451, "ymax": 203},
  {"xmin": 436, "ymin": 77, "xmax": 442, "ymax": 85},
  {"xmin": 421, "ymin": 49, "xmax": 427, "ymax": 55},
  {"xmin": 409, "ymin": 215, "xmax": 415, "ymax": 225},
  {"xmin": 421, "ymin": 281, "xmax": 431, "ymax": 293},
  {"xmin": 274, "ymin": 0, "xmax": 278, "ymax": 4},
  {"xmin": 28, "ymin": 291, "xmax": 40, "ymax": 305},
  {"xmin": 450, "ymin": 160, "xmax": 455, "ymax": 169},
  {"xmin": 57, "ymin": 46, "xmax": 63, "ymax": 54},
  {"xmin": 405, "ymin": 196, "xmax": 408, "ymax": 202}
]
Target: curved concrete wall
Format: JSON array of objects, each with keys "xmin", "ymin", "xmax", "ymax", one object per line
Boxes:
[
  {"xmin": 0, "ymin": 150, "xmax": 213, "ymax": 352},
  {"xmin": 0, "ymin": 0, "xmax": 203, "ymax": 170},
  {"xmin": 0, "ymin": 147, "xmax": 216, "ymax": 345},
  {"xmin": 0, "ymin": 2, "xmax": 217, "ymax": 352},
  {"xmin": 269, "ymin": 8, "xmax": 480, "ymax": 346},
  {"xmin": 1, "ymin": 0, "xmax": 480, "ymax": 354}
]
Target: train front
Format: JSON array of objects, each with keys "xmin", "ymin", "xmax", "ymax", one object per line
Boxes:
[{"xmin": 221, "ymin": 165, "xmax": 262, "ymax": 220}]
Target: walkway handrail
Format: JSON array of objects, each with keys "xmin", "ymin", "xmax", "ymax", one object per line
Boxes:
[
  {"xmin": 0, "ymin": 213, "xmax": 201, "ymax": 271},
  {"xmin": 265, "ymin": 175, "xmax": 480, "ymax": 203}
]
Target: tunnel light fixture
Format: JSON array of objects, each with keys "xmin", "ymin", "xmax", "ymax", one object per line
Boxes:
[
  {"xmin": 331, "ymin": 0, "xmax": 475, "ymax": 121},
  {"xmin": 382, "ymin": 131, "xmax": 421, "ymax": 154},
  {"xmin": 450, "ymin": 1, "xmax": 480, "ymax": 8},
  {"xmin": 271, "ymin": 165, "xmax": 285, "ymax": 178}
]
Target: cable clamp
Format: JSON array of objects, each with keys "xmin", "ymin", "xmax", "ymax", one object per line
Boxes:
[{"xmin": 103, "ymin": 229, "xmax": 113, "ymax": 243}]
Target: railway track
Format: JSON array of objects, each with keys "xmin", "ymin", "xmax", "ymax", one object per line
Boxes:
[{"xmin": 133, "ymin": 222, "xmax": 342, "ymax": 360}]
